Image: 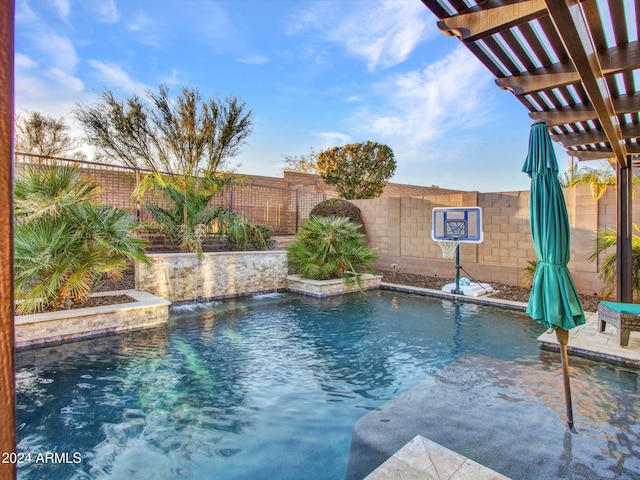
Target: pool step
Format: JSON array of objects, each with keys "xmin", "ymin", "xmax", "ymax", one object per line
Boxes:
[{"xmin": 364, "ymin": 435, "xmax": 511, "ymax": 480}]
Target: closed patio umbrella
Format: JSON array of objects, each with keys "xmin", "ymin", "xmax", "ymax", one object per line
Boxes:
[{"xmin": 522, "ymin": 121, "xmax": 586, "ymax": 431}]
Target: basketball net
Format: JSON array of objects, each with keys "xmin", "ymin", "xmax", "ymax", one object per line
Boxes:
[{"xmin": 437, "ymin": 239, "xmax": 460, "ymax": 259}]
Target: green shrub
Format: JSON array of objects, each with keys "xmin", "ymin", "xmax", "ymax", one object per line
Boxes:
[
  {"xmin": 226, "ymin": 220, "xmax": 274, "ymax": 251},
  {"xmin": 14, "ymin": 164, "xmax": 149, "ymax": 313},
  {"xmin": 309, "ymin": 199, "xmax": 366, "ymax": 235},
  {"xmin": 286, "ymin": 216, "xmax": 377, "ymax": 281},
  {"xmin": 254, "ymin": 224, "xmax": 275, "ymax": 250}
]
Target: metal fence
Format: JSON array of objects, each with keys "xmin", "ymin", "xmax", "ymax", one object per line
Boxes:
[{"xmin": 13, "ymin": 153, "xmax": 324, "ymax": 234}]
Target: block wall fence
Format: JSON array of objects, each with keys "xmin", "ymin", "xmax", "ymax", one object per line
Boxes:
[
  {"xmin": 352, "ymin": 184, "xmax": 640, "ymax": 297},
  {"xmin": 14, "ymin": 154, "xmax": 458, "ymax": 235},
  {"xmin": 15, "ymin": 154, "xmax": 637, "ymax": 296}
]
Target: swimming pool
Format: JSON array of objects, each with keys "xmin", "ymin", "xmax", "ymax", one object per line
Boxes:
[{"xmin": 15, "ymin": 291, "xmax": 640, "ymax": 479}]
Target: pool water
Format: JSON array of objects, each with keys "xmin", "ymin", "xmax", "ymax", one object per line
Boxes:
[{"xmin": 15, "ymin": 291, "xmax": 640, "ymax": 479}]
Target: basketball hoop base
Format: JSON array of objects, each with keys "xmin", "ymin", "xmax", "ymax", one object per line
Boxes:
[{"xmin": 442, "ymin": 281, "xmax": 494, "ymax": 297}]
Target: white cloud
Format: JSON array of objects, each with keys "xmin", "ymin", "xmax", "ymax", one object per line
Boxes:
[
  {"xmin": 237, "ymin": 55, "xmax": 270, "ymax": 65},
  {"xmin": 14, "ymin": 67, "xmax": 94, "ymax": 128},
  {"xmin": 331, "ymin": 0, "xmax": 434, "ymax": 71},
  {"xmin": 46, "ymin": 68, "xmax": 84, "ymax": 93},
  {"xmin": 34, "ymin": 33, "xmax": 78, "ymax": 71},
  {"xmin": 53, "ymin": 0, "xmax": 70, "ymax": 20},
  {"xmin": 350, "ymin": 46, "xmax": 496, "ymax": 163},
  {"xmin": 15, "ymin": 53, "xmax": 37, "ymax": 70},
  {"xmin": 314, "ymin": 132, "xmax": 352, "ymax": 148},
  {"xmin": 96, "ymin": 0, "xmax": 119, "ymax": 23},
  {"xmin": 129, "ymin": 11, "xmax": 150, "ymax": 31},
  {"xmin": 288, "ymin": 0, "xmax": 435, "ymax": 71},
  {"xmin": 43, "ymin": 67, "xmax": 83, "ymax": 93},
  {"xmin": 88, "ymin": 60, "xmax": 147, "ymax": 93},
  {"xmin": 163, "ymin": 69, "xmax": 183, "ymax": 86},
  {"xmin": 15, "ymin": 0, "xmax": 37, "ymax": 23}
]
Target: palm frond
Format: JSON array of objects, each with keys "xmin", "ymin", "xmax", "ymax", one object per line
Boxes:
[{"xmin": 287, "ymin": 215, "xmax": 377, "ymax": 282}]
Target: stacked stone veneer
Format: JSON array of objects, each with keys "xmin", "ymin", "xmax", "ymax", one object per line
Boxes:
[
  {"xmin": 136, "ymin": 251, "xmax": 289, "ymax": 303},
  {"xmin": 15, "ymin": 291, "xmax": 170, "ymax": 349},
  {"xmin": 286, "ymin": 274, "xmax": 382, "ymax": 297}
]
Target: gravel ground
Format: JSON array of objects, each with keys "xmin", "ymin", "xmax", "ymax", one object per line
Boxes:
[
  {"xmin": 379, "ymin": 270, "xmax": 602, "ymax": 313},
  {"xmin": 57, "ymin": 294, "xmax": 136, "ymax": 311}
]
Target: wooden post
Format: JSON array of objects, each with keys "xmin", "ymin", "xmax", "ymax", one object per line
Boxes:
[
  {"xmin": 617, "ymin": 161, "xmax": 633, "ymax": 303},
  {"xmin": 0, "ymin": 0, "xmax": 16, "ymax": 479}
]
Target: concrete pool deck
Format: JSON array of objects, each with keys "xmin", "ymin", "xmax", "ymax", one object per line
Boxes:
[{"xmin": 382, "ymin": 282, "xmax": 640, "ymax": 367}]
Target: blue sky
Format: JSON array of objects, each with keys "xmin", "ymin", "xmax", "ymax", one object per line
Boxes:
[{"xmin": 14, "ymin": 0, "xmax": 575, "ymax": 193}]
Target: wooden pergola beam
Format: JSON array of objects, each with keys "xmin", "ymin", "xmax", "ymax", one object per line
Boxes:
[
  {"xmin": 497, "ymin": 41, "xmax": 640, "ymax": 96},
  {"xmin": 552, "ymin": 123, "xmax": 640, "ymax": 148},
  {"xmin": 496, "ymin": 66, "xmax": 578, "ymax": 96},
  {"xmin": 599, "ymin": 41, "xmax": 640, "ymax": 74},
  {"xmin": 544, "ymin": 0, "xmax": 628, "ymax": 168},
  {"xmin": 530, "ymin": 93, "xmax": 640, "ymax": 125},
  {"xmin": 437, "ymin": 0, "xmax": 546, "ymax": 42},
  {"xmin": 567, "ymin": 144, "xmax": 640, "ymax": 161},
  {"xmin": 529, "ymin": 104, "xmax": 596, "ymax": 125}
]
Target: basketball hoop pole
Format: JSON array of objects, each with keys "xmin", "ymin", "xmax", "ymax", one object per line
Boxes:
[{"xmin": 454, "ymin": 240, "xmax": 461, "ymax": 294}]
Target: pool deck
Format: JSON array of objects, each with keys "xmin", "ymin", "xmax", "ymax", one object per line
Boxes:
[{"xmin": 382, "ymin": 283, "xmax": 640, "ymax": 366}]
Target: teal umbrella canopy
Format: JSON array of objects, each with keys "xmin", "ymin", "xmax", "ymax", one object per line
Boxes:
[{"xmin": 522, "ymin": 122, "xmax": 586, "ymax": 330}]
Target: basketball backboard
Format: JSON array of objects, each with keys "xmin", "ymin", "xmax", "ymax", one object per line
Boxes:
[{"xmin": 432, "ymin": 207, "xmax": 483, "ymax": 243}]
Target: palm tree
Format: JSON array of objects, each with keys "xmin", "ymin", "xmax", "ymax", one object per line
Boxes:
[
  {"xmin": 286, "ymin": 216, "xmax": 377, "ymax": 281},
  {"xmin": 141, "ymin": 173, "xmax": 269, "ymax": 254},
  {"xmin": 562, "ymin": 159, "xmax": 640, "ymax": 201},
  {"xmin": 561, "ymin": 160, "xmax": 616, "ymax": 200},
  {"xmin": 14, "ymin": 163, "xmax": 149, "ymax": 313},
  {"xmin": 589, "ymin": 224, "xmax": 640, "ymax": 300}
]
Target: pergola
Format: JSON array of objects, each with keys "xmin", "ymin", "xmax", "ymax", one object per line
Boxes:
[{"xmin": 420, "ymin": 0, "xmax": 639, "ymax": 303}]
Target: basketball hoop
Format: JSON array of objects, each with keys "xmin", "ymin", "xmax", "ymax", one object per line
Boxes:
[{"xmin": 437, "ymin": 239, "xmax": 460, "ymax": 259}]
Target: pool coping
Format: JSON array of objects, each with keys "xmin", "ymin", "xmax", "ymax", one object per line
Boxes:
[
  {"xmin": 14, "ymin": 290, "xmax": 171, "ymax": 350},
  {"xmin": 380, "ymin": 282, "xmax": 528, "ymax": 311}
]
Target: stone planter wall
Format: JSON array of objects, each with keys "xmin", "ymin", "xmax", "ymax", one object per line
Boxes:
[
  {"xmin": 15, "ymin": 290, "xmax": 170, "ymax": 350},
  {"xmin": 136, "ymin": 251, "xmax": 289, "ymax": 304},
  {"xmin": 286, "ymin": 274, "xmax": 382, "ymax": 297}
]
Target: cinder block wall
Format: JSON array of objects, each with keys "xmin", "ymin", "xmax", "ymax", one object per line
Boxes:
[{"xmin": 353, "ymin": 184, "xmax": 639, "ymax": 296}]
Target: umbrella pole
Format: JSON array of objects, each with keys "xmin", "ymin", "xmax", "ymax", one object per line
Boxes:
[{"xmin": 555, "ymin": 328, "xmax": 576, "ymax": 432}]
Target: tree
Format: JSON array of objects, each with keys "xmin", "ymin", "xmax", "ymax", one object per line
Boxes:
[
  {"xmin": 282, "ymin": 148, "xmax": 317, "ymax": 174},
  {"xmin": 316, "ymin": 141, "xmax": 396, "ymax": 199},
  {"xmin": 75, "ymin": 84, "xmax": 253, "ymax": 176},
  {"xmin": 561, "ymin": 159, "xmax": 640, "ymax": 200},
  {"xmin": 13, "ymin": 163, "xmax": 149, "ymax": 313},
  {"xmin": 15, "ymin": 111, "xmax": 85, "ymax": 158},
  {"xmin": 76, "ymin": 84, "xmax": 255, "ymax": 251},
  {"xmin": 144, "ymin": 174, "xmax": 270, "ymax": 255}
]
